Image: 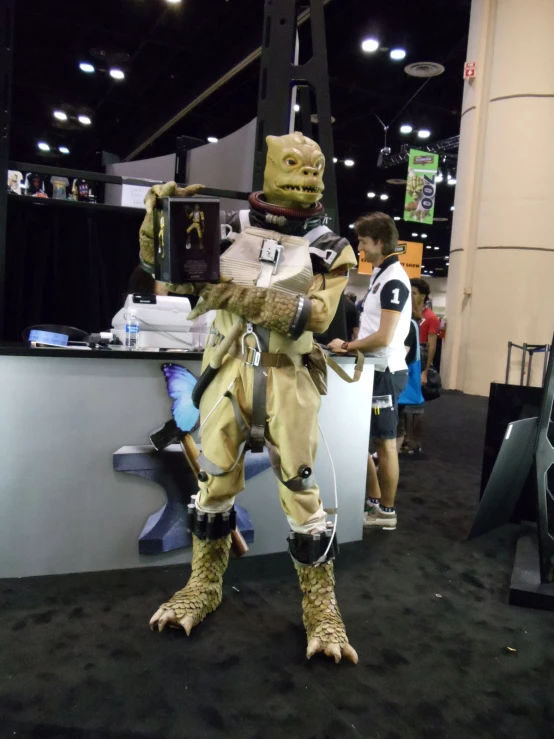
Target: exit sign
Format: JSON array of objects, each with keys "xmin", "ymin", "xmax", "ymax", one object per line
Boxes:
[{"xmin": 464, "ymin": 61, "xmax": 476, "ymax": 79}]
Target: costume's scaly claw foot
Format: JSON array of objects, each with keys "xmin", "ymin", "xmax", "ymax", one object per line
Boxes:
[
  {"xmin": 150, "ymin": 534, "xmax": 232, "ymax": 636},
  {"xmin": 295, "ymin": 561, "xmax": 358, "ymax": 665}
]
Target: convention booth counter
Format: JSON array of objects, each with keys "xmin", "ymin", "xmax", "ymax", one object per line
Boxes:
[{"xmin": 0, "ymin": 346, "xmax": 377, "ymax": 579}]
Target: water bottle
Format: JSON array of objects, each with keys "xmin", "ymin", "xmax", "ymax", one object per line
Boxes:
[{"xmin": 125, "ymin": 308, "xmax": 140, "ymax": 350}]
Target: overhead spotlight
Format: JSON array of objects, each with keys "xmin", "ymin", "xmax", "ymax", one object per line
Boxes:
[
  {"xmin": 421, "ymin": 233, "xmax": 427, "ymax": 238},
  {"xmin": 37, "ymin": 142, "xmax": 50, "ymax": 152},
  {"xmin": 361, "ymin": 38, "xmax": 379, "ymax": 53},
  {"xmin": 393, "ymin": 216, "xmax": 401, "ymax": 221},
  {"xmin": 451, "ymin": 206, "xmax": 455, "ymax": 211},
  {"xmin": 348, "ymin": 224, "xmax": 354, "ymax": 229},
  {"xmin": 429, "ymin": 270, "xmax": 434, "ymax": 274},
  {"xmin": 434, "ymin": 246, "xmax": 440, "ymax": 250},
  {"xmin": 207, "ymin": 136, "xmax": 219, "ymax": 143},
  {"xmin": 444, "ymin": 256, "xmax": 449, "ymax": 260},
  {"xmin": 109, "ymin": 68, "xmax": 125, "ymax": 80},
  {"xmin": 333, "ymin": 157, "xmax": 338, "ymax": 163},
  {"xmin": 367, "ymin": 192, "xmax": 376, "ymax": 199},
  {"xmin": 400, "ymin": 124, "xmax": 413, "ymax": 134},
  {"xmin": 412, "ymin": 232, "xmax": 418, "ymax": 237},
  {"xmin": 390, "ymin": 49, "xmax": 407, "ymax": 61},
  {"xmin": 59, "ymin": 146, "xmax": 70, "ymax": 154},
  {"xmin": 377, "ymin": 146, "xmax": 391, "ymax": 168},
  {"xmin": 418, "ymin": 129, "xmax": 431, "ymax": 139},
  {"xmin": 380, "ymin": 194, "xmax": 389, "ymax": 201},
  {"xmin": 53, "ymin": 110, "xmax": 68, "ymax": 121},
  {"xmin": 78, "ymin": 115, "xmax": 92, "ymax": 125},
  {"xmin": 436, "ymin": 172, "xmax": 444, "ymax": 183},
  {"xmin": 79, "ymin": 62, "xmax": 95, "ymax": 73},
  {"xmin": 294, "ymin": 104, "xmax": 300, "ymax": 113},
  {"xmin": 448, "ymin": 178, "xmax": 457, "ymax": 185},
  {"xmin": 426, "ymin": 245, "xmax": 432, "ymax": 249},
  {"xmin": 166, "ymin": 0, "xmax": 182, "ymax": 3},
  {"xmin": 344, "ymin": 159, "xmax": 355, "ymax": 167}
]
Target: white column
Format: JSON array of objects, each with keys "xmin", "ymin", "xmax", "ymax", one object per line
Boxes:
[{"xmin": 443, "ymin": 0, "xmax": 554, "ymax": 395}]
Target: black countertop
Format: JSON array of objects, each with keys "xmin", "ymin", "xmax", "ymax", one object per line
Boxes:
[{"xmin": 0, "ymin": 344, "xmax": 204, "ymax": 360}]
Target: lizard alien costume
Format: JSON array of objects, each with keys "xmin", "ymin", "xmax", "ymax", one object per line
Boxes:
[{"xmin": 139, "ymin": 132, "xmax": 358, "ymax": 664}]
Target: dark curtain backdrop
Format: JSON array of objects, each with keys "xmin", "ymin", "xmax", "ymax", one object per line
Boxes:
[{"xmin": 4, "ymin": 196, "xmax": 144, "ymax": 341}]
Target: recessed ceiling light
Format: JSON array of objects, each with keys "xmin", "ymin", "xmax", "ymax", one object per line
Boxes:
[
  {"xmin": 418, "ymin": 129, "xmax": 431, "ymax": 139},
  {"xmin": 444, "ymin": 256, "xmax": 449, "ymax": 260},
  {"xmin": 78, "ymin": 115, "xmax": 92, "ymax": 125},
  {"xmin": 79, "ymin": 62, "xmax": 95, "ymax": 73},
  {"xmin": 448, "ymin": 178, "xmax": 457, "ymax": 185},
  {"xmin": 434, "ymin": 246, "xmax": 440, "ymax": 250},
  {"xmin": 53, "ymin": 110, "xmax": 68, "ymax": 121},
  {"xmin": 367, "ymin": 192, "xmax": 376, "ymax": 198},
  {"xmin": 400, "ymin": 124, "xmax": 413, "ymax": 134},
  {"xmin": 207, "ymin": 136, "xmax": 218, "ymax": 143},
  {"xmin": 436, "ymin": 173, "xmax": 444, "ymax": 183},
  {"xmin": 361, "ymin": 38, "xmax": 379, "ymax": 53},
  {"xmin": 390, "ymin": 49, "xmax": 407, "ymax": 61},
  {"xmin": 59, "ymin": 146, "xmax": 70, "ymax": 154},
  {"xmin": 421, "ymin": 233, "xmax": 427, "ymax": 238},
  {"xmin": 37, "ymin": 142, "xmax": 50, "ymax": 151},
  {"xmin": 349, "ymin": 224, "xmax": 354, "ymax": 229},
  {"xmin": 451, "ymin": 206, "xmax": 455, "ymax": 211},
  {"xmin": 394, "ymin": 216, "xmax": 401, "ymax": 221},
  {"xmin": 166, "ymin": 0, "xmax": 182, "ymax": 3},
  {"xmin": 344, "ymin": 159, "xmax": 355, "ymax": 167},
  {"xmin": 110, "ymin": 68, "xmax": 125, "ymax": 80},
  {"xmin": 426, "ymin": 245, "xmax": 432, "ymax": 249},
  {"xmin": 333, "ymin": 157, "xmax": 338, "ymax": 163},
  {"xmin": 380, "ymin": 194, "xmax": 389, "ymax": 201},
  {"xmin": 294, "ymin": 104, "xmax": 300, "ymax": 113},
  {"xmin": 412, "ymin": 232, "xmax": 418, "ymax": 237}
]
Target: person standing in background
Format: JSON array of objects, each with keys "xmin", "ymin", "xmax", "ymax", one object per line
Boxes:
[
  {"xmin": 344, "ymin": 292, "xmax": 360, "ymax": 342},
  {"xmin": 411, "ymin": 278, "xmax": 440, "ymax": 384}
]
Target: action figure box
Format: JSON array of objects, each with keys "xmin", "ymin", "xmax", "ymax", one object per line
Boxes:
[{"xmin": 153, "ymin": 197, "xmax": 221, "ymax": 283}]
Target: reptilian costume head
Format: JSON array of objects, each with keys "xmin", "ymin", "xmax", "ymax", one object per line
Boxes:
[{"xmin": 264, "ymin": 132, "xmax": 325, "ymax": 209}]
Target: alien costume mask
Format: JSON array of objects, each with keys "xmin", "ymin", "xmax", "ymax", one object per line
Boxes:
[{"xmin": 140, "ymin": 133, "xmax": 358, "ymax": 664}]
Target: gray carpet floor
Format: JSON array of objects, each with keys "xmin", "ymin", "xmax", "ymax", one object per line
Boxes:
[{"xmin": 2, "ymin": 392, "xmax": 554, "ymax": 739}]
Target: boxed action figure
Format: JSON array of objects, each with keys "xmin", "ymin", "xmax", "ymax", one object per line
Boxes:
[{"xmin": 153, "ymin": 197, "xmax": 221, "ymax": 284}]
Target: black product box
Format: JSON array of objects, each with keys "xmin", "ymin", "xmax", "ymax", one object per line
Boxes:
[{"xmin": 153, "ymin": 197, "xmax": 221, "ymax": 283}]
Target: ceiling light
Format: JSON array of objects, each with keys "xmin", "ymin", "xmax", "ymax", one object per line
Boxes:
[
  {"xmin": 37, "ymin": 142, "xmax": 50, "ymax": 152},
  {"xmin": 451, "ymin": 206, "xmax": 455, "ymax": 211},
  {"xmin": 426, "ymin": 245, "xmax": 432, "ymax": 249},
  {"xmin": 429, "ymin": 270, "xmax": 434, "ymax": 274},
  {"xmin": 361, "ymin": 38, "xmax": 379, "ymax": 53},
  {"xmin": 434, "ymin": 246, "xmax": 440, "ymax": 250},
  {"xmin": 412, "ymin": 232, "xmax": 418, "ymax": 237},
  {"xmin": 444, "ymin": 256, "xmax": 449, "ymax": 260},
  {"xmin": 79, "ymin": 62, "xmax": 95, "ymax": 73},
  {"xmin": 344, "ymin": 159, "xmax": 355, "ymax": 167},
  {"xmin": 380, "ymin": 194, "xmax": 389, "ymax": 201},
  {"xmin": 333, "ymin": 157, "xmax": 338, "ymax": 163},
  {"xmin": 418, "ymin": 129, "xmax": 431, "ymax": 139},
  {"xmin": 59, "ymin": 146, "xmax": 70, "ymax": 154},
  {"xmin": 294, "ymin": 104, "xmax": 300, "ymax": 113},
  {"xmin": 110, "ymin": 68, "xmax": 125, "ymax": 80},
  {"xmin": 400, "ymin": 124, "xmax": 413, "ymax": 134},
  {"xmin": 78, "ymin": 115, "xmax": 92, "ymax": 125},
  {"xmin": 349, "ymin": 224, "xmax": 354, "ymax": 229},
  {"xmin": 421, "ymin": 233, "xmax": 427, "ymax": 238},
  {"xmin": 166, "ymin": 0, "xmax": 182, "ymax": 3},
  {"xmin": 53, "ymin": 110, "xmax": 67, "ymax": 121},
  {"xmin": 207, "ymin": 136, "xmax": 219, "ymax": 143},
  {"xmin": 367, "ymin": 192, "xmax": 376, "ymax": 198},
  {"xmin": 448, "ymin": 178, "xmax": 457, "ymax": 185},
  {"xmin": 394, "ymin": 216, "xmax": 401, "ymax": 221},
  {"xmin": 436, "ymin": 172, "xmax": 444, "ymax": 183},
  {"xmin": 390, "ymin": 49, "xmax": 407, "ymax": 61}
]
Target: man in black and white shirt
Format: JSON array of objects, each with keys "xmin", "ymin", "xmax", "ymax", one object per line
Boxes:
[{"xmin": 329, "ymin": 212, "xmax": 411, "ymax": 531}]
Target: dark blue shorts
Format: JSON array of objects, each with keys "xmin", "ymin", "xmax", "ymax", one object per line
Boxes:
[{"xmin": 370, "ymin": 369, "xmax": 409, "ymax": 440}]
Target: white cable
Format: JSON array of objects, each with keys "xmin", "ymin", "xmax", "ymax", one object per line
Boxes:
[
  {"xmin": 199, "ymin": 379, "xmax": 237, "ymax": 435},
  {"xmin": 315, "ymin": 421, "xmax": 338, "ymax": 566}
]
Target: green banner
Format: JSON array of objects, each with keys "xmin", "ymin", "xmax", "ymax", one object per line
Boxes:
[{"xmin": 404, "ymin": 149, "xmax": 439, "ymax": 225}]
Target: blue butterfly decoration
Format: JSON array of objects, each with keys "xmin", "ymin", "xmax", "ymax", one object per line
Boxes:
[{"xmin": 161, "ymin": 364, "xmax": 200, "ymax": 434}]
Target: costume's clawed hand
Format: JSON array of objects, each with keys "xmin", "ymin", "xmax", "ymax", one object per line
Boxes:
[
  {"xmin": 307, "ymin": 637, "xmax": 359, "ymax": 664},
  {"xmin": 144, "ymin": 181, "xmax": 205, "ymax": 214},
  {"xmin": 188, "ymin": 281, "xmax": 235, "ymax": 321}
]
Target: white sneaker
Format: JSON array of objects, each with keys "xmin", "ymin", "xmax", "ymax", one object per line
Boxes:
[{"xmin": 363, "ymin": 507, "xmax": 397, "ymax": 531}]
